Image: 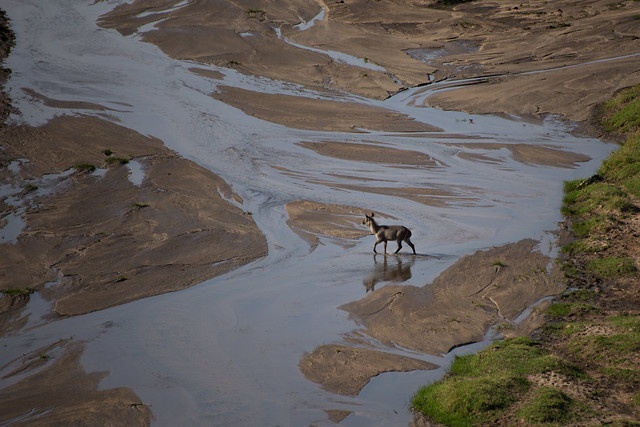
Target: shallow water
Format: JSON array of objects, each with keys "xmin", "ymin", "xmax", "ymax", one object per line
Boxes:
[{"xmin": 0, "ymin": 1, "xmax": 616, "ymax": 425}]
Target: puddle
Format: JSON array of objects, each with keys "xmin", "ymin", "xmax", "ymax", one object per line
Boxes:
[
  {"xmin": 126, "ymin": 159, "xmax": 145, "ymax": 187},
  {"xmin": 0, "ymin": 1, "xmax": 618, "ymax": 425},
  {"xmin": 0, "ymin": 210, "xmax": 25, "ymax": 244}
]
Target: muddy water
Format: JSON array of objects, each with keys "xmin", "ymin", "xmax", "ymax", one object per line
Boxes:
[{"xmin": 1, "ymin": 1, "xmax": 615, "ymax": 426}]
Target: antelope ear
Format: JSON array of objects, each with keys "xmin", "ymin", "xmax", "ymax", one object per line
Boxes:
[{"xmin": 370, "ymin": 212, "xmax": 375, "ymax": 217}]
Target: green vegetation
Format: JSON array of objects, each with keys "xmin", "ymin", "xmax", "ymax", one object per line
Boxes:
[
  {"xmin": 411, "ymin": 338, "xmax": 584, "ymax": 426},
  {"xmin": 455, "ymin": 20, "xmax": 476, "ymax": 29},
  {"xmin": 105, "ymin": 156, "xmax": 129, "ymax": 165},
  {"xmin": 517, "ymin": 387, "xmax": 583, "ymax": 424},
  {"xmin": 24, "ymin": 183, "xmax": 38, "ymax": 192},
  {"xmin": 1, "ymin": 288, "xmax": 34, "ymax": 296},
  {"xmin": 566, "ymin": 315, "xmax": 640, "ymax": 382},
  {"xmin": 546, "ymin": 301, "xmax": 597, "ymax": 317},
  {"xmin": 587, "ymin": 256, "xmax": 637, "ymax": 277},
  {"xmin": 74, "ymin": 163, "xmax": 96, "ymax": 173},
  {"xmin": 246, "ymin": 9, "xmax": 266, "ymax": 19},
  {"xmin": 560, "ymin": 85, "xmax": 640, "ymax": 260},
  {"xmin": 601, "ymin": 85, "xmax": 640, "ymax": 134}
]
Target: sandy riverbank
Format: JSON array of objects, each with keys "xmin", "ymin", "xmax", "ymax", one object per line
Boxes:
[{"xmin": 1, "ymin": 0, "xmax": 640, "ymax": 425}]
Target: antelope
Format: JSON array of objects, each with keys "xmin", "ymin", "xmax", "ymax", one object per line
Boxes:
[{"xmin": 362, "ymin": 212, "xmax": 416, "ymax": 255}]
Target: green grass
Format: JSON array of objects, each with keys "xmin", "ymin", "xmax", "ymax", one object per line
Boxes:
[
  {"xmin": 562, "ymin": 180, "xmax": 632, "ymax": 218},
  {"xmin": 546, "ymin": 302, "xmax": 597, "ymax": 317},
  {"xmin": 24, "ymin": 183, "xmax": 38, "ymax": 192},
  {"xmin": 602, "ymin": 85, "xmax": 640, "ymax": 134},
  {"xmin": 561, "ymin": 103, "xmax": 640, "ymax": 238},
  {"xmin": 517, "ymin": 386, "xmax": 580, "ymax": 424},
  {"xmin": 246, "ymin": 9, "xmax": 266, "ymax": 19},
  {"xmin": 411, "ymin": 338, "xmax": 584, "ymax": 425},
  {"xmin": 587, "ymin": 256, "xmax": 637, "ymax": 278},
  {"xmin": 600, "ymin": 134, "xmax": 640, "ymax": 198},
  {"xmin": 105, "ymin": 156, "xmax": 129, "ymax": 165},
  {"xmin": 566, "ymin": 315, "xmax": 640, "ymax": 375},
  {"xmin": 74, "ymin": 163, "xmax": 96, "ymax": 173}
]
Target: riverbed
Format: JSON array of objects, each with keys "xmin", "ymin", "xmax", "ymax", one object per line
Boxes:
[{"xmin": 0, "ymin": 1, "xmax": 619, "ymax": 425}]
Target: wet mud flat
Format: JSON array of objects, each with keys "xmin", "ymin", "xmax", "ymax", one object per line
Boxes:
[{"xmin": 1, "ymin": 0, "xmax": 639, "ymax": 425}]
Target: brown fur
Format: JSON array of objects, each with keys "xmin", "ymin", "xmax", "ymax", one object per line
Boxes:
[{"xmin": 362, "ymin": 213, "xmax": 416, "ymax": 255}]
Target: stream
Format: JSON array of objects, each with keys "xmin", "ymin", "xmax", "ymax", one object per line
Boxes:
[{"xmin": 0, "ymin": 1, "xmax": 616, "ymax": 426}]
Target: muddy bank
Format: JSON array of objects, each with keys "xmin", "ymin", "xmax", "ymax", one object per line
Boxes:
[
  {"xmin": 0, "ymin": 339, "xmax": 151, "ymax": 426},
  {"xmin": 299, "ymin": 343, "xmax": 437, "ymax": 396},
  {"xmin": 212, "ymin": 86, "xmax": 441, "ymax": 133},
  {"xmin": 299, "ymin": 239, "xmax": 563, "ymax": 395},
  {"xmin": 0, "ymin": 13, "xmax": 147, "ymax": 427},
  {"xmin": 99, "ymin": 0, "xmax": 640, "ymax": 125},
  {"xmin": 0, "ymin": 115, "xmax": 267, "ymax": 316}
]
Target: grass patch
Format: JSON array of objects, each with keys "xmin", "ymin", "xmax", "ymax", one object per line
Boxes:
[
  {"xmin": 412, "ymin": 375, "xmax": 527, "ymax": 426},
  {"xmin": 74, "ymin": 163, "xmax": 96, "ymax": 173},
  {"xmin": 600, "ymin": 134, "xmax": 640, "ymax": 198},
  {"xmin": 24, "ymin": 183, "xmax": 38, "ymax": 192},
  {"xmin": 568, "ymin": 315, "xmax": 640, "ymax": 370},
  {"xmin": 562, "ymin": 180, "xmax": 632, "ymax": 218},
  {"xmin": 563, "ymin": 288, "xmax": 598, "ymax": 302},
  {"xmin": 246, "ymin": 8, "xmax": 266, "ymax": 19},
  {"xmin": 105, "ymin": 156, "xmax": 129, "ymax": 165},
  {"xmin": 587, "ymin": 256, "xmax": 637, "ymax": 278},
  {"xmin": 411, "ymin": 338, "xmax": 584, "ymax": 425},
  {"xmin": 601, "ymin": 85, "xmax": 640, "ymax": 134},
  {"xmin": 603, "ymin": 366, "xmax": 640, "ymax": 383},
  {"xmin": 546, "ymin": 302, "xmax": 597, "ymax": 317},
  {"xmin": 517, "ymin": 386, "xmax": 581, "ymax": 424},
  {"xmin": 1, "ymin": 288, "xmax": 34, "ymax": 296}
]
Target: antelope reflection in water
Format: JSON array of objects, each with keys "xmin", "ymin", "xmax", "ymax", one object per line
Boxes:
[{"xmin": 363, "ymin": 254, "xmax": 414, "ymax": 293}]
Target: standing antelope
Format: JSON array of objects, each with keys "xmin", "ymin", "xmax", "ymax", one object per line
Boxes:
[{"xmin": 362, "ymin": 212, "xmax": 416, "ymax": 255}]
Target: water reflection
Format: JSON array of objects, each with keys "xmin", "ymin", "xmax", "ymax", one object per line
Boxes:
[{"xmin": 363, "ymin": 254, "xmax": 414, "ymax": 293}]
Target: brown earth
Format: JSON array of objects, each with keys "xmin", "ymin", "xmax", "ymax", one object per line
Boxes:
[
  {"xmin": 100, "ymin": 0, "xmax": 640, "ymax": 126},
  {"xmin": 2, "ymin": 0, "xmax": 640, "ymax": 425},
  {"xmin": 299, "ymin": 343, "xmax": 437, "ymax": 396},
  {"xmin": 299, "ymin": 239, "xmax": 562, "ymax": 396},
  {"xmin": 0, "ymin": 115, "xmax": 267, "ymax": 317},
  {"xmin": 0, "ymin": 339, "xmax": 152, "ymax": 426},
  {"xmin": 0, "ymin": 10, "xmax": 266, "ymax": 423}
]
